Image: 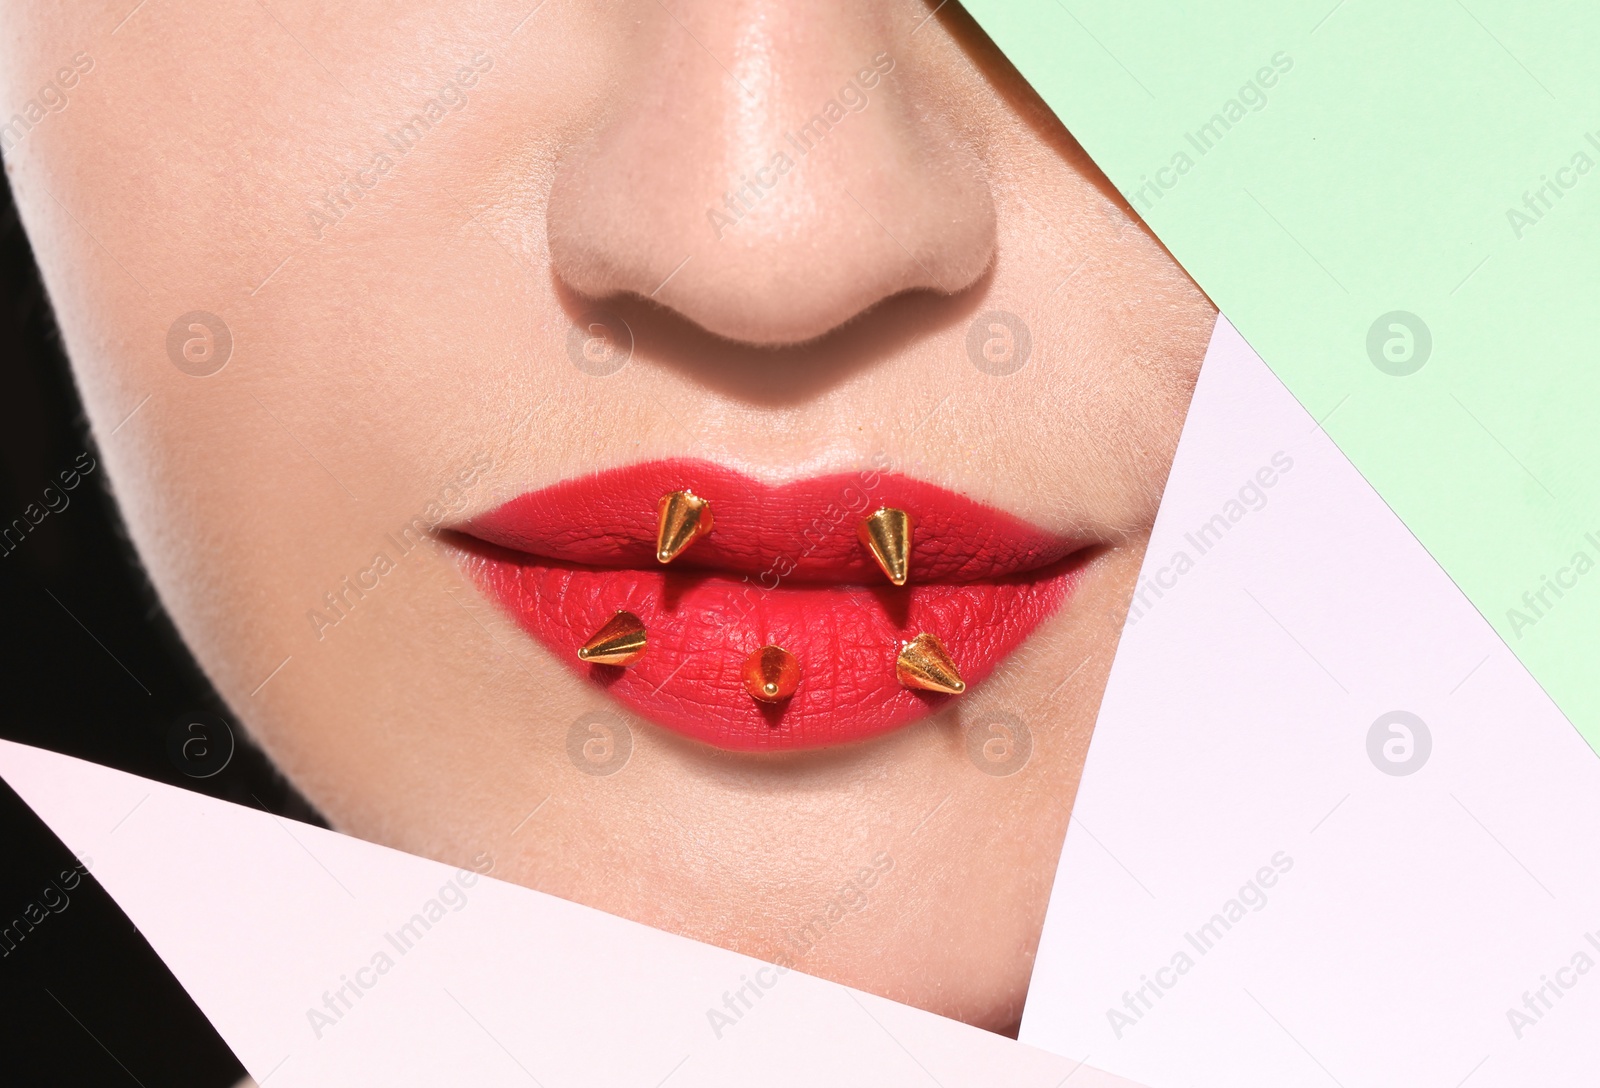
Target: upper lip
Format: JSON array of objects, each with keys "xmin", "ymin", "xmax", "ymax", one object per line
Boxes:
[{"xmin": 455, "ymin": 458, "xmax": 1085, "ymax": 582}]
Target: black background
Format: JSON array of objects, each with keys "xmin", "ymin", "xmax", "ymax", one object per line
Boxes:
[{"xmin": 1, "ymin": 165, "xmax": 323, "ymax": 1085}]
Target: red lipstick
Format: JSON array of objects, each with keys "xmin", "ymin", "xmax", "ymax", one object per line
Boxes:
[{"xmin": 456, "ymin": 459, "xmax": 1089, "ymax": 751}]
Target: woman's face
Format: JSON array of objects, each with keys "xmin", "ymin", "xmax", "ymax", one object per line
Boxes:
[{"xmin": 2, "ymin": 0, "xmax": 1212, "ymax": 1033}]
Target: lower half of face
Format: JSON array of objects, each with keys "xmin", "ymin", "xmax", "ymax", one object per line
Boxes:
[{"xmin": 2, "ymin": 0, "xmax": 1214, "ymax": 1034}]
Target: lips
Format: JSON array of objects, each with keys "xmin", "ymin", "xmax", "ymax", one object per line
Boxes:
[{"xmin": 455, "ymin": 459, "xmax": 1089, "ymax": 751}]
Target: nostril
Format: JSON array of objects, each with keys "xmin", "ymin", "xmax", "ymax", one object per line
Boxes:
[{"xmin": 548, "ymin": 261, "xmax": 996, "ymax": 410}]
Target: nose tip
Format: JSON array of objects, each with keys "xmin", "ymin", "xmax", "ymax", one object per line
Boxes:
[{"xmin": 545, "ymin": 4, "xmax": 996, "ymax": 346}]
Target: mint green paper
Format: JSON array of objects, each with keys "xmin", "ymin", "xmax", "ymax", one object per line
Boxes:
[{"xmin": 965, "ymin": 0, "xmax": 1600, "ymax": 747}]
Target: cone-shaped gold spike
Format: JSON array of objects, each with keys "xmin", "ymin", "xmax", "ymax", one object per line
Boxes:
[
  {"xmin": 656, "ymin": 490, "xmax": 713, "ymax": 564},
  {"xmin": 576, "ymin": 610, "xmax": 647, "ymax": 666},
  {"xmin": 742, "ymin": 645, "xmax": 800, "ymax": 703},
  {"xmin": 858, "ymin": 507, "xmax": 913, "ymax": 586},
  {"xmin": 895, "ymin": 632, "xmax": 966, "ymax": 695}
]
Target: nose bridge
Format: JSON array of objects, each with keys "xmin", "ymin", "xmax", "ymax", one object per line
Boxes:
[{"xmin": 545, "ymin": 1, "xmax": 996, "ymax": 346}]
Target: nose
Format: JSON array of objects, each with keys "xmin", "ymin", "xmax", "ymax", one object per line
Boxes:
[{"xmin": 546, "ymin": 1, "xmax": 996, "ymax": 347}]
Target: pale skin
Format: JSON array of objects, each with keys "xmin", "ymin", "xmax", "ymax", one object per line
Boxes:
[{"xmin": 1, "ymin": 0, "xmax": 1214, "ymax": 1033}]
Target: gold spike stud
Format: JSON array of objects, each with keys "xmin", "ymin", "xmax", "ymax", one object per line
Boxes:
[
  {"xmin": 656, "ymin": 490, "xmax": 714, "ymax": 564},
  {"xmin": 577, "ymin": 610, "xmax": 648, "ymax": 666},
  {"xmin": 895, "ymin": 632, "xmax": 966, "ymax": 695},
  {"xmin": 858, "ymin": 506, "xmax": 913, "ymax": 586},
  {"xmin": 742, "ymin": 645, "xmax": 800, "ymax": 703}
]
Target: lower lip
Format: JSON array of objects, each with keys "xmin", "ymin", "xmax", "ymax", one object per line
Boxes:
[
  {"xmin": 459, "ymin": 461, "xmax": 1088, "ymax": 752},
  {"xmin": 467, "ymin": 556, "xmax": 1082, "ymax": 751}
]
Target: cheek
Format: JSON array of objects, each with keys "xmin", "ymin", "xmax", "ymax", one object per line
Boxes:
[
  {"xmin": 12, "ymin": 5, "xmax": 611, "ymax": 713},
  {"xmin": 957, "ymin": 147, "xmax": 1214, "ymax": 533}
]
